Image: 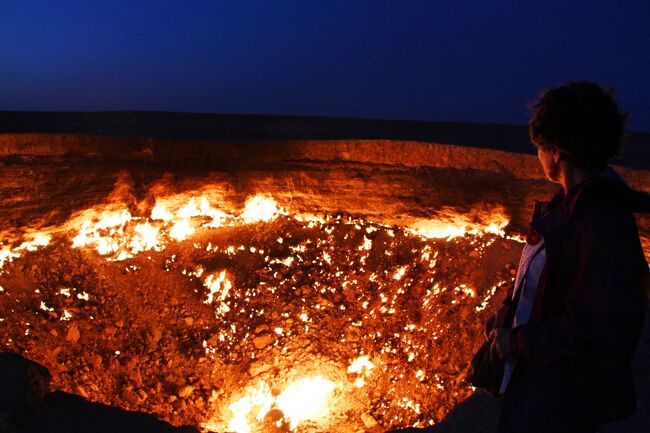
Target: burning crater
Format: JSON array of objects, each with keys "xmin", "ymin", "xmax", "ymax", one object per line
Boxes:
[{"xmin": 0, "ymin": 132, "xmax": 648, "ymax": 432}]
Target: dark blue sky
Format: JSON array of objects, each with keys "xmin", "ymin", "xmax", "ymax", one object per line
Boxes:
[{"xmin": 2, "ymin": 1, "xmax": 649, "ymax": 131}]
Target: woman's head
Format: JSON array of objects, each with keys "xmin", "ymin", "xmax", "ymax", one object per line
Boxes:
[{"xmin": 529, "ymin": 81, "xmax": 627, "ymax": 171}]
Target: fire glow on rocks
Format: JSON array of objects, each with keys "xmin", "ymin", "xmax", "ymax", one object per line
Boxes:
[{"xmin": 0, "ymin": 191, "xmax": 524, "ymax": 432}]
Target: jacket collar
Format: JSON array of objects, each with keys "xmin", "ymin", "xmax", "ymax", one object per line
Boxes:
[{"xmin": 530, "ymin": 166, "xmax": 649, "ymax": 240}]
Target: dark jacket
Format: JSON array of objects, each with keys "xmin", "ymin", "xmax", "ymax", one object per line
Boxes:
[{"xmin": 495, "ymin": 168, "xmax": 650, "ymax": 433}]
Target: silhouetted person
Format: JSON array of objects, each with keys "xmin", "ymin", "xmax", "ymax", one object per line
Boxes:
[{"xmin": 485, "ymin": 81, "xmax": 649, "ymax": 433}]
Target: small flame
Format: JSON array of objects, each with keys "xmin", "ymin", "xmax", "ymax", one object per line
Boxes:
[
  {"xmin": 347, "ymin": 355, "xmax": 374, "ymax": 388},
  {"xmin": 203, "ymin": 271, "xmax": 233, "ymax": 315},
  {"xmin": 241, "ymin": 195, "xmax": 279, "ymax": 223},
  {"xmin": 347, "ymin": 355, "xmax": 374, "ymax": 375},
  {"xmin": 18, "ymin": 234, "xmax": 52, "ymax": 252},
  {"xmin": 410, "ymin": 206, "xmax": 509, "ymax": 240}
]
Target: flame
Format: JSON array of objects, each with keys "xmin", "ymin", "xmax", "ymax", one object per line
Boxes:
[
  {"xmin": 61, "ymin": 193, "xmax": 237, "ymax": 259},
  {"xmin": 150, "ymin": 203, "xmax": 174, "ymax": 222},
  {"xmin": 1, "ymin": 233, "xmax": 52, "ymax": 268},
  {"xmin": 0, "ymin": 247, "xmax": 21, "ymax": 268},
  {"xmin": 2, "ymin": 191, "xmax": 516, "ymax": 271},
  {"xmin": 410, "ymin": 206, "xmax": 509, "ymax": 240},
  {"xmin": 241, "ymin": 195, "xmax": 280, "ymax": 223},
  {"xmin": 70, "ymin": 209, "xmax": 133, "ymax": 257},
  {"xmin": 169, "ymin": 219, "xmax": 195, "ymax": 241},
  {"xmin": 128, "ymin": 222, "xmax": 161, "ymax": 254},
  {"xmin": 226, "ymin": 381, "xmax": 274, "ymax": 433},
  {"xmin": 276, "ymin": 376, "xmax": 335, "ymax": 430},
  {"xmin": 222, "ymin": 375, "xmax": 335, "ymax": 433},
  {"xmin": 18, "ymin": 234, "xmax": 52, "ymax": 252},
  {"xmin": 347, "ymin": 355, "xmax": 374, "ymax": 388},
  {"xmin": 203, "ymin": 270, "xmax": 233, "ymax": 315},
  {"xmin": 347, "ymin": 355, "xmax": 374, "ymax": 375}
]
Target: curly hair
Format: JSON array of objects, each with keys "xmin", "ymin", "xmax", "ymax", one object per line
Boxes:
[{"xmin": 528, "ymin": 81, "xmax": 627, "ymax": 170}]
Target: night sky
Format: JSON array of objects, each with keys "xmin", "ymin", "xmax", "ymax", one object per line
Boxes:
[{"xmin": 2, "ymin": 1, "xmax": 649, "ymax": 132}]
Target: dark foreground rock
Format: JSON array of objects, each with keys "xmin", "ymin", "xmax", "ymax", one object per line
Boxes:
[{"xmin": 0, "ymin": 352, "xmax": 198, "ymax": 433}]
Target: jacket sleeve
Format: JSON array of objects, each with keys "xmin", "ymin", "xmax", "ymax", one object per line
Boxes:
[
  {"xmin": 485, "ymin": 282, "xmax": 517, "ymax": 338},
  {"xmin": 510, "ymin": 207, "xmax": 648, "ymax": 364}
]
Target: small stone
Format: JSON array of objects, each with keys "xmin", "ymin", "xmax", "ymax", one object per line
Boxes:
[
  {"xmin": 361, "ymin": 413, "xmax": 378, "ymax": 429},
  {"xmin": 122, "ymin": 388, "xmax": 140, "ymax": 405},
  {"xmin": 172, "ymin": 398, "xmax": 185, "ymax": 411},
  {"xmin": 252, "ymin": 334, "xmax": 275, "ymax": 350},
  {"xmin": 49, "ymin": 329, "xmax": 58, "ymax": 337},
  {"xmin": 248, "ymin": 362, "xmax": 272, "ymax": 377},
  {"xmin": 76, "ymin": 385, "xmax": 89, "ymax": 399},
  {"xmin": 184, "ymin": 317, "xmax": 193, "ymax": 326},
  {"xmin": 207, "ymin": 333, "xmax": 221, "ymax": 346},
  {"xmin": 90, "ymin": 354, "xmax": 102, "ymax": 368},
  {"xmin": 116, "ymin": 320, "xmax": 124, "ymax": 328},
  {"xmin": 177, "ymin": 385, "xmax": 194, "ymax": 399},
  {"xmin": 66, "ymin": 324, "xmax": 80, "ymax": 343},
  {"xmin": 149, "ymin": 326, "xmax": 163, "ymax": 348},
  {"xmin": 254, "ymin": 324, "xmax": 269, "ymax": 334}
]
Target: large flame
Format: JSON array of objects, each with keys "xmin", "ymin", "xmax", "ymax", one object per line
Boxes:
[
  {"xmin": 276, "ymin": 376, "xmax": 336, "ymax": 430},
  {"xmin": 210, "ymin": 375, "xmax": 335, "ymax": 433}
]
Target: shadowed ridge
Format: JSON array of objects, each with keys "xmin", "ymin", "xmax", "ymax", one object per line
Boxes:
[{"xmin": 0, "ymin": 111, "xmax": 648, "ymax": 168}]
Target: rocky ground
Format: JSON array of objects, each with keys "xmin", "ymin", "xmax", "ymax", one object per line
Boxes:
[
  {"xmin": 1, "ymin": 210, "xmax": 523, "ymax": 432},
  {"xmin": 0, "ymin": 126, "xmax": 648, "ymax": 432}
]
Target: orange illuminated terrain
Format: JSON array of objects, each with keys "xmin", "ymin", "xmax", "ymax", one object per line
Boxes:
[{"xmin": 0, "ymin": 114, "xmax": 648, "ymax": 432}]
